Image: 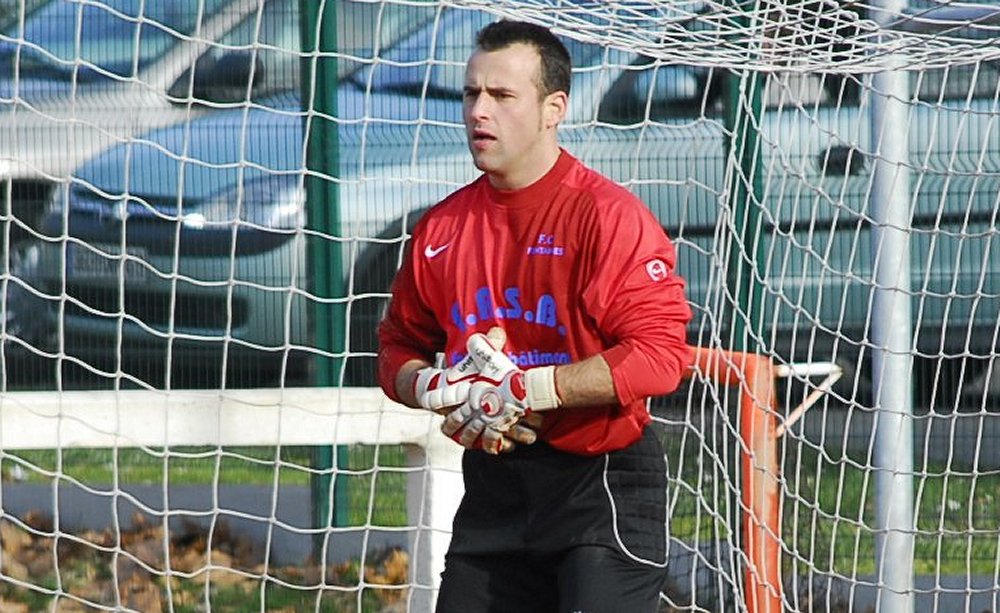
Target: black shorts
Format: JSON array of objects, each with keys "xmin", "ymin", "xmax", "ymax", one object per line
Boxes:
[{"xmin": 436, "ymin": 427, "xmax": 669, "ymax": 612}]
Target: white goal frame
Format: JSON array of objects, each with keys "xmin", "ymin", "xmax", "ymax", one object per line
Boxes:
[
  {"xmin": 0, "ymin": 348, "xmax": 842, "ymax": 611},
  {"xmin": 0, "ymin": 386, "xmax": 464, "ymax": 608}
]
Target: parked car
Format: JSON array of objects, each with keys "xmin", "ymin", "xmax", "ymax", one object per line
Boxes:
[
  {"xmin": 4, "ymin": 1, "xmax": 481, "ymax": 386},
  {"xmin": 0, "ymin": 0, "xmax": 419, "ymax": 241},
  {"xmin": 10, "ymin": 5, "xmax": 1000, "ymax": 404}
]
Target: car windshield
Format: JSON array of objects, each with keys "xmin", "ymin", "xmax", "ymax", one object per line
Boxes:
[
  {"xmin": 0, "ymin": 0, "xmax": 231, "ymax": 82},
  {"xmin": 167, "ymin": 0, "xmax": 436, "ymax": 105}
]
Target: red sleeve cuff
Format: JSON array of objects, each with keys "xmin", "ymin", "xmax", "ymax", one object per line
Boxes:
[
  {"xmin": 602, "ymin": 341, "xmax": 691, "ymax": 406},
  {"xmin": 377, "ymin": 343, "xmax": 427, "ymax": 404}
]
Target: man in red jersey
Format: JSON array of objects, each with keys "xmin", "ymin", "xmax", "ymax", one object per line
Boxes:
[{"xmin": 377, "ymin": 18, "xmax": 692, "ymax": 613}]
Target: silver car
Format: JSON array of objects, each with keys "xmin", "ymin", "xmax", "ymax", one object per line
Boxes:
[
  {"xmin": 12, "ymin": 6, "xmax": 1000, "ymax": 405},
  {"xmin": 0, "ymin": 0, "xmax": 410, "ymax": 239}
]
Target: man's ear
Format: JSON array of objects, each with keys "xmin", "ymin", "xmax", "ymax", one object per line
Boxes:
[{"xmin": 543, "ymin": 90, "xmax": 568, "ymax": 129}]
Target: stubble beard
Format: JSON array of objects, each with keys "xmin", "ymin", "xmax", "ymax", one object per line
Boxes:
[
  {"xmin": 470, "ymin": 118, "xmax": 547, "ymax": 175},
  {"xmin": 469, "ymin": 140, "xmax": 501, "ymax": 174}
]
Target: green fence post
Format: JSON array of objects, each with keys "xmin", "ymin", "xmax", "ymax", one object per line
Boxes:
[
  {"xmin": 299, "ymin": 0, "xmax": 350, "ymax": 559},
  {"xmin": 722, "ymin": 13, "xmax": 767, "ymax": 355}
]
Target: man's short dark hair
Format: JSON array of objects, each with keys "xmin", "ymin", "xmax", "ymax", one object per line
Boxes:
[{"xmin": 475, "ymin": 20, "xmax": 571, "ymax": 98}]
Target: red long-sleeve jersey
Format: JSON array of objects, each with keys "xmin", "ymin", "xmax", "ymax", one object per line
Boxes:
[{"xmin": 377, "ymin": 150, "xmax": 692, "ymax": 455}]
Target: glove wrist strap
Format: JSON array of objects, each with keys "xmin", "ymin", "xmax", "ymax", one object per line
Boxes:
[{"xmin": 525, "ymin": 366, "xmax": 561, "ymax": 411}]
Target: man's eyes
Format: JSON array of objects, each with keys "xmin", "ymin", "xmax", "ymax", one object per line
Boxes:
[{"xmin": 462, "ymin": 90, "xmax": 514, "ymax": 100}]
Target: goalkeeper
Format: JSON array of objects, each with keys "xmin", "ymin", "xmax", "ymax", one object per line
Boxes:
[{"xmin": 377, "ymin": 19, "xmax": 691, "ymax": 613}]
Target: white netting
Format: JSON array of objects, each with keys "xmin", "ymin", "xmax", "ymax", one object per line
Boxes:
[
  {"xmin": 461, "ymin": 0, "xmax": 1000, "ymax": 69},
  {"xmin": 1, "ymin": 0, "xmax": 999, "ymax": 610}
]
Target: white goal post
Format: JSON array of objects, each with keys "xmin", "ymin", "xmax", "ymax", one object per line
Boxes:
[
  {"xmin": 0, "ymin": 352, "xmax": 838, "ymax": 612},
  {"xmin": 0, "ymin": 386, "xmax": 465, "ymax": 609}
]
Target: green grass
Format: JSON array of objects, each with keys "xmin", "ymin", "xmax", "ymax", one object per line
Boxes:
[
  {"xmin": 658, "ymin": 428, "xmax": 1000, "ymax": 577},
  {"xmin": 1, "ymin": 444, "xmax": 410, "ymax": 527},
  {"xmin": 338, "ymin": 444, "xmax": 410, "ymax": 526},
  {"xmin": 0, "ymin": 445, "xmax": 411, "ymax": 610},
  {"xmin": 5, "ymin": 446, "xmax": 311, "ymax": 486},
  {"xmin": 781, "ymin": 446, "xmax": 1000, "ymax": 577},
  {"xmin": 1, "ymin": 581, "xmax": 402, "ymax": 613},
  {"xmin": 167, "ymin": 578, "xmax": 400, "ymax": 613},
  {"xmin": 5, "ymin": 436, "xmax": 1000, "ymax": 579}
]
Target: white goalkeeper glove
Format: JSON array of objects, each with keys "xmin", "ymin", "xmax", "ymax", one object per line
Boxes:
[
  {"xmin": 442, "ymin": 327, "xmax": 560, "ymax": 454},
  {"xmin": 411, "ymin": 327, "xmax": 507, "ymax": 412}
]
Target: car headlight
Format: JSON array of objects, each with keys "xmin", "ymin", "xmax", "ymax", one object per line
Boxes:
[{"xmin": 183, "ymin": 174, "xmax": 305, "ymax": 232}]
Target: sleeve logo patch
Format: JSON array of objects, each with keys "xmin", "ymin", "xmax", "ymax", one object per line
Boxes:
[{"xmin": 646, "ymin": 259, "xmax": 669, "ymax": 282}]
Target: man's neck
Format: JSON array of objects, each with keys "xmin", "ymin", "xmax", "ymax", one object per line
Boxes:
[{"xmin": 487, "ymin": 144, "xmax": 561, "ymax": 191}]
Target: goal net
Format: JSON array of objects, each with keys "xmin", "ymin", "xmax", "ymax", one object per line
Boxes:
[{"xmin": 1, "ymin": 0, "xmax": 998, "ymax": 610}]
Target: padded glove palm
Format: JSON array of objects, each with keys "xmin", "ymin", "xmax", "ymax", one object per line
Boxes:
[
  {"xmin": 441, "ymin": 329, "xmax": 531, "ymax": 453},
  {"xmin": 412, "ymin": 327, "xmax": 508, "ymax": 412}
]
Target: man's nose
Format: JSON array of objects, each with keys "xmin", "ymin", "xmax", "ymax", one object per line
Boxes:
[{"xmin": 468, "ymin": 93, "xmax": 493, "ymax": 118}]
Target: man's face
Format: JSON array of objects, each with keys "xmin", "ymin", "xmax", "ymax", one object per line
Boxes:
[{"xmin": 463, "ymin": 43, "xmax": 560, "ymax": 188}]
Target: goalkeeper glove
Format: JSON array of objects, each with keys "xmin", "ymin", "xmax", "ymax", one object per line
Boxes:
[
  {"xmin": 443, "ymin": 328, "xmax": 559, "ymax": 454},
  {"xmin": 446, "ymin": 372, "xmax": 529, "ymax": 453},
  {"xmin": 466, "ymin": 327, "xmax": 561, "ymax": 414},
  {"xmin": 411, "ymin": 327, "xmax": 507, "ymax": 412}
]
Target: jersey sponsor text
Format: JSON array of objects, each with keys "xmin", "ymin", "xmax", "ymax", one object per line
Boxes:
[{"xmin": 450, "ymin": 285, "xmax": 568, "ymax": 335}]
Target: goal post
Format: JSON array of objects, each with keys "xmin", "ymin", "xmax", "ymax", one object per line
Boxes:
[
  {"xmin": 685, "ymin": 347, "xmax": 782, "ymax": 613},
  {"xmin": 0, "ymin": 347, "xmax": 833, "ymax": 611},
  {"xmin": 685, "ymin": 346, "xmax": 841, "ymax": 613},
  {"xmin": 0, "ymin": 386, "xmax": 466, "ymax": 609}
]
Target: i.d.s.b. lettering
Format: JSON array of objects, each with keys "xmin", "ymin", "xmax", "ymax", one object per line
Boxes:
[{"xmin": 450, "ymin": 286, "xmax": 567, "ymax": 336}]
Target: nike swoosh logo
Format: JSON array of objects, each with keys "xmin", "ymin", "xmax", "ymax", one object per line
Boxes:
[{"xmin": 424, "ymin": 243, "xmax": 450, "ymax": 258}]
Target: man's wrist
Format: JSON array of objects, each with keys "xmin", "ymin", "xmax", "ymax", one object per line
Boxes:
[
  {"xmin": 396, "ymin": 360, "xmax": 428, "ymax": 407},
  {"xmin": 525, "ymin": 365, "xmax": 561, "ymax": 411}
]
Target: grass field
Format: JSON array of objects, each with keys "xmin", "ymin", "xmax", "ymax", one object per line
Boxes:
[
  {"xmin": 0, "ymin": 444, "xmax": 411, "ymax": 612},
  {"xmin": 663, "ymin": 430, "xmax": 1000, "ymax": 579},
  {"xmin": 3, "ymin": 445, "xmax": 410, "ymax": 527},
  {"xmin": 784, "ymin": 448, "xmax": 1000, "ymax": 577},
  {"xmin": 2, "ymin": 427, "xmax": 998, "ymax": 611},
  {"xmin": 6, "ymin": 437, "xmax": 999, "ymax": 577}
]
